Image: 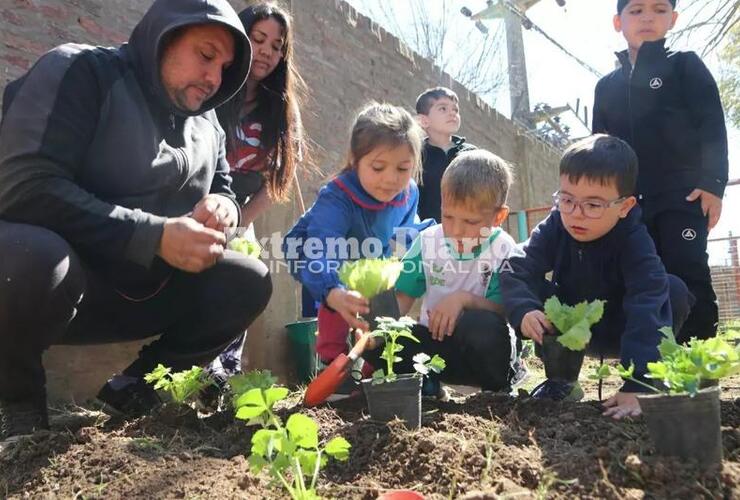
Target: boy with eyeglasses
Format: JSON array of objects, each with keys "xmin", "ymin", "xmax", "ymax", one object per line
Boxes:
[{"xmin": 501, "ymin": 135, "xmax": 694, "ymax": 419}]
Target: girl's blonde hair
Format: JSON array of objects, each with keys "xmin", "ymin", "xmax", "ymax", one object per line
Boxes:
[{"xmin": 341, "ymin": 102, "xmax": 423, "ymax": 180}]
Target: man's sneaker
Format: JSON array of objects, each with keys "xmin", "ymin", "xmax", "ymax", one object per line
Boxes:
[
  {"xmin": 0, "ymin": 397, "xmax": 49, "ymax": 440},
  {"xmin": 530, "ymin": 379, "xmax": 584, "ymax": 402},
  {"xmin": 95, "ymin": 375, "xmax": 161, "ymax": 416}
]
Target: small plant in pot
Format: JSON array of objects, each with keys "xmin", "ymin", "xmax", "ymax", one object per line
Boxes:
[
  {"xmin": 362, "ymin": 316, "xmax": 446, "ymax": 429},
  {"xmin": 592, "ymin": 328, "xmax": 740, "ymax": 468},
  {"xmin": 538, "ymin": 296, "xmax": 605, "ymax": 398},
  {"xmin": 338, "ymin": 258, "xmax": 402, "ymax": 329}
]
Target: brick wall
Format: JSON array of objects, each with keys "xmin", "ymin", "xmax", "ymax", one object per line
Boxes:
[{"xmin": 0, "ymin": 0, "xmax": 560, "ymax": 399}]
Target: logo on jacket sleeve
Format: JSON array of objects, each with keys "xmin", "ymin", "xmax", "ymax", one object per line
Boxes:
[{"xmin": 649, "ymin": 77, "xmax": 663, "ymax": 89}]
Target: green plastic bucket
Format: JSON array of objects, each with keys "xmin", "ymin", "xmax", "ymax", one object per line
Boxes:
[{"xmin": 286, "ymin": 319, "xmax": 318, "ymax": 383}]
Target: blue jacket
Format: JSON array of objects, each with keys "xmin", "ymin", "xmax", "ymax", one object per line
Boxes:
[
  {"xmin": 284, "ymin": 170, "xmax": 432, "ymax": 302},
  {"xmin": 501, "ymin": 206, "xmax": 671, "ymax": 391}
]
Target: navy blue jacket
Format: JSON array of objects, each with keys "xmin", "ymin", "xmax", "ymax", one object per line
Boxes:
[
  {"xmin": 593, "ymin": 39, "xmax": 728, "ymax": 198},
  {"xmin": 502, "ymin": 206, "xmax": 672, "ymax": 392}
]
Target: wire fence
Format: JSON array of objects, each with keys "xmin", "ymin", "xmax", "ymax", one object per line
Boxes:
[{"xmin": 507, "ymin": 207, "xmax": 740, "ymax": 325}]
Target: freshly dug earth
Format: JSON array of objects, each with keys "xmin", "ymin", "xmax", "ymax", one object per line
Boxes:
[{"xmin": 2, "ymin": 362, "xmax": 738, "ymax": 499}]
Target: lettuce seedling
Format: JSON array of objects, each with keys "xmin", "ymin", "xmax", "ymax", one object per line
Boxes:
[
  {"xmin": 229, "ymin": 237, "xmax": 262, "ymax": 259},
  {"xmin": 235, "ymin": 385, "xmax": 351, "ymax": 500},
  {"xmin": 544, "ymin": 296, "xmax": 605, "ymax": 351},
  {"xmin": 370, "ymin": 316, "xmax": 446, "ymax": 384},
  {"xmin": 590, "ymin": 328, "xmax": 740, "ymax": 395},
  {"xmin": 144, "ymin": 364, "xmax": 214, "ymax": 405},
  {"xmin": 338, "ymin": 258, "xmax": 402, "ymax": 299}
]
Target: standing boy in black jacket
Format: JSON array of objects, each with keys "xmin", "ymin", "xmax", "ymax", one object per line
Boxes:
[
  {"xmin": 502, "ymin": 135, "xmax": 693, "ymax": 419},
  {"xmin": 416, "ymin": 87, "xmax": 476, "ymax": 222},
  {"xmin": 593, "ymin": 0, "xmax": 728, "ymax": 342}
]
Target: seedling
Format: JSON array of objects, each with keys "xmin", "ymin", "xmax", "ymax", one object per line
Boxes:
[
  {"xmin": 544, "ymin": 296, "xmax": 605, "ymax": 351},
  {"xmin": 229, "ymin": 237, "xmax": 262, "ymax": 259},
  {"xmin": 144, "ymin": 364, "xmax": 214, "ymax": 405},
  {"xmin": 369, "ymin": 316, "xmax": 446, "ymax": 384},
  {"xmin": 591, "ymin": 328, "xmax": 740, "ymax": 395},
  {"xmin": 234, "ymin": 385, "xmax": 351, "ymax": 500},
  {"xmin": 338, "ymin": 258, "xmax": 402, "ymax": 299},
  {"xmin": 227, "ymin": 369, "xmax": 278, "ymax": 409}
]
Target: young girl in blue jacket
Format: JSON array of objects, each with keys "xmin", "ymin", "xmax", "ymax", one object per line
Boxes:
[{"xmin": 284, "ymin": 102, "xmax": 432, "ymax": 365}]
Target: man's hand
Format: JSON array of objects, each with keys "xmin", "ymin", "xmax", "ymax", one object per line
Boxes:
[
  {"xmin": 192, "ymin": 194, "xmax": 238, "ymax": 232},
  {"xmin": 686, "ymin": 188, "xmax": 722, "ymax": 231},
  {"xmin": 158, "ymin": 217, "xmax": 226, "ymax": 272},
  {"xmin": 428, "ymin": 292, "xmax": 467, "ymax": 341},
  {"xmin": 602, "ymin": 391, "xmax": 642, "ymax": 420},
  {"xmin": 326, "ymin": 288, "xmax": 370, "ymax": 332},
  {"xmin": 521, "ymin": 310, "xmax": 553, "ymax": 344}
]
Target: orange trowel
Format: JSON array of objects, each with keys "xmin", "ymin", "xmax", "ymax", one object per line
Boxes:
[{"xmin": 303, "ymin": 330, "xmax": 377, "ymax": 407}]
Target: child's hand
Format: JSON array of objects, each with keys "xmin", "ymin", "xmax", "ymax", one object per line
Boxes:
[
  {"xmin": 521, "ymin": 310, "xmax": 553, "ymax": 344},
  {"xmin": 602, "ymin": 391, "xmax": 642, "ymax": 420},
  {"xmin": 428, "ymin": 293, "xmax": 466, "ymax": 341},
  {"xmin": 687, "ymin": 188, "xmax": 722, "ymax": 230},
  {"xmin": 326, "ymin": 288, "xmax": 370, "ymax": 332}
]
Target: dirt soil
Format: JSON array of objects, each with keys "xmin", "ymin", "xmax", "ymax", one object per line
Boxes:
[{"xmin": 1, "ymin": 359, "xmax": 739, "ymax": 500}]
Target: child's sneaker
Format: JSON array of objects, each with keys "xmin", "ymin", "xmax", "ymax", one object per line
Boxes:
[
  {"xmin": 530, "ymin": 379, "xmax": 583, "ymax": 401},
  {"xmin": 510, "ymin": 358, "xmax": 530, "ymax": 388}
]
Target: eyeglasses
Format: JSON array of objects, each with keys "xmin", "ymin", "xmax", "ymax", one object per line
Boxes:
[{"xmin": 552, "ymin": 191, "xmax": 627, "ymax": 219}]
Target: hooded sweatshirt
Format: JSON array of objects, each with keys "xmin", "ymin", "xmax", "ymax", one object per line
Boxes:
[
  {"xmin": 501, "ymin": 206, "xmax": 671, "ymax": 392},
  {"xmin": 0, "ymin": 0, "xmax": 251, "ymax": 288},
  {"xmin": 283, "ymin": 170, "xmax": 433, "ymax": 303}
]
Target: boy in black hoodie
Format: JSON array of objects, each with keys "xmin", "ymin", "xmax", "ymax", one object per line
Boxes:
[
  {"xmin": 416, "ymin": 87, "xmax": 476, "ymax": 222},
  {"xmin": 593, "ymin": 0, "xmax": 728, "ymax": 343},
  {"xmin": 502, "ymin": 135, "xmax": 693, "ymax": 419}
]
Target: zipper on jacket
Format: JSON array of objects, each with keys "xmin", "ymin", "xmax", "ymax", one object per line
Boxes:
[{"xmin": 169, "ymin": 114, "xmax": 176, "ymax": 130}]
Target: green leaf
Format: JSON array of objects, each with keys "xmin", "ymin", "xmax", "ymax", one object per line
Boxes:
[
  {"xmin": 247, "ymin": 453, "xmax": 268, "ymax": 473},
  {"xmin": 296, "ymin": 449, "xmax": 320, "ymax": 478},
  {"xmin": 236, "ymin": 405, "xmax": 267, "ymax": 421},
  {"xmin": 589, "ymin": 363, "xmax": 612, "ymax": 380},
  {"xmin": 338, "ymin": 259, "xmax": 402, "ymax": 299},
  {"xmin": 229, "ymin": 237, "xmax": 262, "ymax": 258},
  {"xmin": 286, "ymin": 414, "xmax": 319, "ymax": 449},
  {"xmin": 429, "ymin": 354, "xmax": 446, "ymax": 373},
  {"xmin": 265, "ymin": 387, "xmax": 289, "ymax": 408},
  {"xmin": 324, "ymin": 437, "xmax": 351, "ymax": 461},
  {"xmin": 235, "ymin": 387, "xmax": 267, "ymax": 409},
  {"xmin": 556, "ymin": 319, "xmax": 591, "ymax": 351},
  {"xmin": 251, "ymin": 429, "xmax": 277, "ymax": 457}
]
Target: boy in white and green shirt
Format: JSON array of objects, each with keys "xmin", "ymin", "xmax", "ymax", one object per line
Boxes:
[{"xmin": 369, "ymin": 150, "xmax": 521, "ymax": 392}]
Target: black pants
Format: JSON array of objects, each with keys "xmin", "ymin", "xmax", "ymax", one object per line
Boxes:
[
  {"xmin": 364, "ymin": 309, "xmax": 517, "ymax": 391},
  {"xmin": 0, "ymin": 221, "xmax": 272, "ymax": 402},
  {"xmin": 642, "ymin": 191, "xmax": 718, "ymax": 342}
]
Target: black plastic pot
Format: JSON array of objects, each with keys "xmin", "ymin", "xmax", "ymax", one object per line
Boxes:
[
  {"xmin": 362, "ymin": 374, "xmax": 422, "ymax": 429},
  {"xmin": 541, "ymin": 334, "xmax": 586, "ymax": 382},
  {"xmin": 637, "ymin": 386, "xmax": 723, "ymax": 467},
  {"xmin": 363, "ymin": 289, "xmax": 401, "ymax": 331}
]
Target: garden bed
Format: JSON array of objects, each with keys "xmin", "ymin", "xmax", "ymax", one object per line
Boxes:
[{"xmin": 2, "ymin": 360, "xmax": 739, "ymax": 499}]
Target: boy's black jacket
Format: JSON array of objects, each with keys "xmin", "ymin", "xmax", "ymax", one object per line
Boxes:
[
  {"xmin": 502, "ymin": 206, "xmax": 671, "ymax": 392},
  {"xmin": 593, "ymin": 39, "xmax": 728, "ymax": 198},
  {"xmin": 417, "ymin": 136, "xmax": 476, "ymax": 222}
]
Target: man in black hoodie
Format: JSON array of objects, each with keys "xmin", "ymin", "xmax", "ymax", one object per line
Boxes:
[
  {"xmin": 593, "ymin": 0, "xmax": 728, "ymax": 342},
  {"xmin": 0, "ymin": 0, "xmax": 272, "ymax": 440}
]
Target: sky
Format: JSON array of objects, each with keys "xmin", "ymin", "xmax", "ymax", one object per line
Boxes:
[{"xmin": 347, "ymin": 0, "xmax": 739, "ymax": 264}]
